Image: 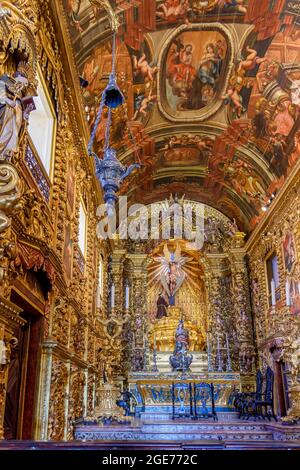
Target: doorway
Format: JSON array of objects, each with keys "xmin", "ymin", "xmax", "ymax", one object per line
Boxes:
[{"xmin": 4, "ymin": 305, "xmax": 43, "ymax": 439}]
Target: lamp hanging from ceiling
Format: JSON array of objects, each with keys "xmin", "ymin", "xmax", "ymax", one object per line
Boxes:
[{"xmin": 87, "ymin": 33, "xmax": 139, "ymax": 213}]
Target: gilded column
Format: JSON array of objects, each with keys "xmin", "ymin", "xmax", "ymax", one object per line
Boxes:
[
  {"xmin": 127, "ymin": 253, "xmax": 149, "ymax": 371},
  {"xmin": 206, "ymin": 254, "xmax": 229, "ymax": 371},
  {"xmin": 230, "ymin": 235, "xmax": 256, "ymax": 389},
  {"xmin": 110, "ymin": 248, "xmax": 126, "ymax": 313}
]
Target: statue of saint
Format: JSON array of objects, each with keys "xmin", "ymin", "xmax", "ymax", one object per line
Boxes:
[
  {"xmin": 156, "ymin": 291, "xmax": 168, "ymax": 319},
  {"xmin": 0, "ymin": 70, "xmax": 35, "ymax": 159},
  {"xmin": 169, "ymin": 318, "xmax": 193, "ymax": 371},
  {"xmin": 174, "ymin": 319, "xmax": 189, "ymax": 353}
]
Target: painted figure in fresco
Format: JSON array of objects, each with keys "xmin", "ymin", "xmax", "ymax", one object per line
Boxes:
[
  {"xmin": 237, "ymin": 46, "xmax": 267, "ymax": 76},
  {"xmin": 290, "ymin": 80, "xmax": 300, "ymax": 107},
  {"xmin": 66, "ymin": 0, "xmax": 83, "ymax": 32},
  {"xmin": 290, "ymin": 279, "xmax": 300, "ymax": 316},
  {"xmin": 222, "ymin": 76, "xmax": 244, "ymax": 117},
  {"xmin": 156, "ymin": 0, "xmax": 190, "ymax": 22},
  {"xmin": 132, "ymin": 91, "xmax": 157, "ymax": 120},
  {"xmin": 256, "ymin": 60, "xmax": 279, "ymax": 93},
  {"xmin": 168, "ymin": 42, "xmax": 196, "ymax": 94},
  {"xmin": 0, "ymin": 71, "xmax": 34, "ymax": 159},
  {"xmin": 133, "ymin": 53, "xmax": 158, "ymax": 83},
  {"xmin": 156, "ymin": 291, "xmax": 169, "ymax": 319},
  {"xmin": 216, "ymin": 0, "xmax": 247, "ymax": 13},
  {"xmin": 197, "ymin": 43, "xmax": 222, "ymax": 89}
]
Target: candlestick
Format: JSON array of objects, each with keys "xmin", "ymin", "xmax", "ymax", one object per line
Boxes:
[
  {"xmin": 226, "ymin": 333, "xmax": 232, "ymax": 372},
  {"xmin": 217, "ymin": 335, "xmax": 222, "ymax": 372},
  {"xmin": 207, "ymin": 332, "xmax": 213, "ymax": 372},
  {"xmin": 152, "ymin": 334, "xmax": 158, "ymax": 372},
  {"xmin": 271, "ymin": 279, "xmax": 276, "ymax": 306},
  {"xmin": 286, "ymin": 278, "xmax": 291, "ymax": 307},
  {"xmin": 111, "ymin": 283, "xmax": 115, "ymax": 309},
  {"xmin": 125, "ymin": 284, "xmax": 130, "ymax": 309}
]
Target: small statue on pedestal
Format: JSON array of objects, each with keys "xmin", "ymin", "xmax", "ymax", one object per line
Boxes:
[
  {"xmin": 169, "ymin": 319, "xmax": 193, "ymax": 372},
  {"xmin": 156, "ymin": 290, "xmax": 168, "ymax": 319},
  {"xmin": 0, "ymin": 66, "xmax": 35, "ymax": 160}
]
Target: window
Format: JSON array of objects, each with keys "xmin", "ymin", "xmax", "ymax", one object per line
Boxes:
[
  {"xmin": 28, "ymin": 68, "xmax": 56, "ymax": 177},
  {"xmin": 266, "ymin": 253, "xmax": 280, "ymax": 306},
  {"xmin": 78, "ymin": 201, "xmax": 87, "ymax": 257}
]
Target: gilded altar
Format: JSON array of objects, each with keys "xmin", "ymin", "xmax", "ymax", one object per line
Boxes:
[{"xmin": 128, "ymin": 371, "xmax": 241, "ymax": 415}]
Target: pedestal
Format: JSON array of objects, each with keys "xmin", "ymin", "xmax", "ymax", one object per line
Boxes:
[{"xmin": 94, "ymin": 383, "xmax": 123, "ymax": 418}]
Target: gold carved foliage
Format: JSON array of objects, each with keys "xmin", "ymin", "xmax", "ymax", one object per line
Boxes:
[
  {"xmin": 51, "ymin": 298, "xmax": 70, "ymax": 347},
  {"xmin": 68, "ymin": 368, "xmax": 85, "ymax": 436},
  {"xmin": 48, "ymin": 358, "xmax": 68, "ymax": 441},
  {"xmin": 0, "ymin": 1, "xmax": 37, "ymax": 88},
  {"xmin": 87, "ymin": 373, "xmax": 95, "ymax": 416},
  {"xmin": 71, "ymin": 312, "xmax": 85, "ymax": 358},
  {"xmin": 17, "ymin": 189, "xmax": 52, "ymax": 243}
]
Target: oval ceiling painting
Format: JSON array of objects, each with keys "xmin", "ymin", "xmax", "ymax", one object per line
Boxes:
[{"xmin": 158, "ymin": 25, "xmax": 233, "ymax": 121}]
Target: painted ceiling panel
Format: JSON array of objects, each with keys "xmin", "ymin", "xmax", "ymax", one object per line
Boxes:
[{"xmin": 61, "ymin": 0, "xmax": 300, "ymax": 233}]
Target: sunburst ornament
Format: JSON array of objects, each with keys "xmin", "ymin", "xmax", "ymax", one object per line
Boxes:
[{"xmin": 150, "ymin": 243, "xmax": 192, "ymax": 306}]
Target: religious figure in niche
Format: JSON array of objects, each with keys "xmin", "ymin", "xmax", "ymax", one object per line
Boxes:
[
  {"xmin": 156, "ymin": 0, "xmax": 190, "ymax": 22},
  {"xmin": 156, "ymin": 291, "xmax": 169, "ymax": 319},
  {"xmin": 0, "ymin": 68, "xmax": 35, "ymax": 159},
  {"xmin": 222, "ymin": 46, "xmax": 267, "ymax": 118},
  {"xmin": 197, "ymin": 43, "xmax": 223, "ymax": 89}
]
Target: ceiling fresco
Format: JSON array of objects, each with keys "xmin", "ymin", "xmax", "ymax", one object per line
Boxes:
[{"xmin": 61, "ymin": 0, "xmax": 300, "ymax": 233}]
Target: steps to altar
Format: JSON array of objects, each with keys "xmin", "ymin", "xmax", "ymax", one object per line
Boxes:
[{"xmin": 74, "ymin": 420, "xmax": 300, "ymax": 443}]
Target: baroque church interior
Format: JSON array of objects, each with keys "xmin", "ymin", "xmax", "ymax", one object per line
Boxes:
[{"xmin": 1, "ymin": 0, "xmax": 300, "ymax": 451}]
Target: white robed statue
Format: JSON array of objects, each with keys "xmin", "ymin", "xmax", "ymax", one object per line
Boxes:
[
  {"xmin": 0, "ymin": 70, "xmax": 34, "ymax": 159},
  {"xmin": 156, "ymin": 243, "xmax": 190, "ymax": 306}
]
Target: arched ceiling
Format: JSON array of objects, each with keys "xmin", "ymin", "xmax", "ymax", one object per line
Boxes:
[{"xmin": 61, "ymin": 0, "xmax": 300, "ymax": 233}]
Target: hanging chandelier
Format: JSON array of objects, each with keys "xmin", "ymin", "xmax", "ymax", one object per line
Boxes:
[{"xmin": 88, "ymin": 33, "xmax": 140, "ymax": 213}]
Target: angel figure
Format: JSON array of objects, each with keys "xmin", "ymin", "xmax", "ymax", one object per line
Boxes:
[
  {"xmin": 155, "ymin": 243, "xmax": 190, "ymax": 306},
  {"xmin": 132, "ymin": 91, "xmax": 157, "ymax": 120},
  {"xmin": 133, "ymin": 53, "xmax": 158, "ymax": 83},
  {"xmin": 237, "ymin": 46, "xmax": 267, "ymax": 77}
]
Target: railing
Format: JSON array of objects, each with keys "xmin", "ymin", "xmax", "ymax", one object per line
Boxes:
[{"xmin": 25, "ymin": 139, "xmax": 51, "ymax": 202}]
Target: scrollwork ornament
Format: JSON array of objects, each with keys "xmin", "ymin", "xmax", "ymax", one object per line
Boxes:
[{"xmin": 0, "ymin": 163, "xmax": 21, "ymax": 233}]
